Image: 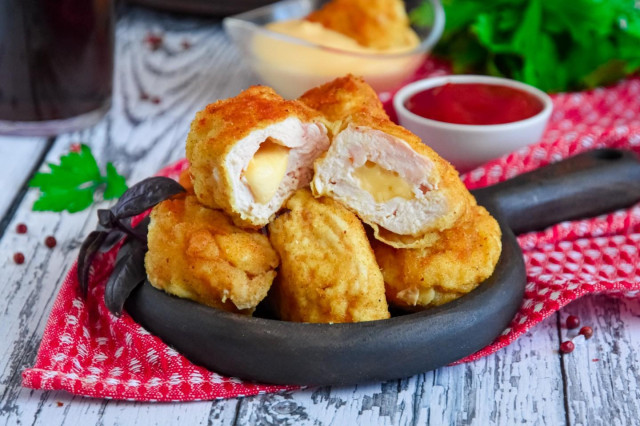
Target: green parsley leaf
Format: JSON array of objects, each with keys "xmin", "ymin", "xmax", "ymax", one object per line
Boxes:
[
  {"xmin": 436, "ymin": 0, "xmax": 640, "ymax": 92},
  {"xmin": 29, "ymin": 144, "xmax": 128, "ymax": 213},
  {"xmin": 104, "ymin": 163, "xmax": 128, "ymax": 200}
]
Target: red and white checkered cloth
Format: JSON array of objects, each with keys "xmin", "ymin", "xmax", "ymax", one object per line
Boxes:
[{"xmin": 22, "ymin": 66, "xmax": 640, "ymax": 400}]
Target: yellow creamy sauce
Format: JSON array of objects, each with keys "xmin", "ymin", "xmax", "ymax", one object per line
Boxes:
[
  {"xmin": 265, "ymin": 20, "xmax": 419, "ymax": 54},
  {"xmin": 252, "ymin": 20, "xmax": 422, "ymax": 98}
]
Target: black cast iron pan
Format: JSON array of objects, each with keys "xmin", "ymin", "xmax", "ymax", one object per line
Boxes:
[{"xmin": 125, "ymin": 148, "xmax": 640, "ymax": 386}]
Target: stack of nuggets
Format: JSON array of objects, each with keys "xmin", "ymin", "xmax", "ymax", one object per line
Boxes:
[{"xmin": 144, "ymin": 75, "xmax": 502, "ymax": 322}]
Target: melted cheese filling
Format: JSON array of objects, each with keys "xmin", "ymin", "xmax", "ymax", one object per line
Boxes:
[
  {"xmin": 244, "ymin": 138, "xmax": 290, "ymax": 204},
  {"xmin": 353, "ymin": 161, "xmax": 414, "ymax": 203}
]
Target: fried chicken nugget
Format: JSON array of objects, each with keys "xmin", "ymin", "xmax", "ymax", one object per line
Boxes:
[
  {"xmin": 373, "ymin": 205, "xmax": 502, "ymax": 309},
  {"xmin": 311, "ymin": 106, "xmax": 474, "ymax": 249},
  {"xmin": 306, "ymin": 0, "xmax": 418, "ymax": 50},
  {"xmin": 268, "ymin": 189, "xmax": 390, "ymax": 323},
  {"xmin": 186, "ymin": 86, "xmax": 330, "ymax": 228},
  {"xmin": 145, "ymin": 194, "xmax": 279, "ymax": 314},
  {"xmin": 299, "ymin": 74, "xmax": 388, "ymax": 135},
  {"xmin": 299, "ymin": 75, "xmax": 388, "ymax": 121},
  {"xmin": 304, "ymin": 76, "xmax": 474, "ymax": 249}
]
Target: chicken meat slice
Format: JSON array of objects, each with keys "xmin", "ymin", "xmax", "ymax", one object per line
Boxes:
[{"xmin": 311, "ymin": 111, "xmax": 473, "ymax": 249}]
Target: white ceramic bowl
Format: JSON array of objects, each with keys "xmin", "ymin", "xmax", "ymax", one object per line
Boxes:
[{"xmin": 394, "ymin": 75, "xmax": 553, "ymax": 172}]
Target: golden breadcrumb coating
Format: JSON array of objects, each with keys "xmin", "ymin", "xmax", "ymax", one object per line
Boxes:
[
  {"xmin": 299, "ymin": 74, "xmax": 388, "ymax": 134},
  {"xmin": 145, "ymin": 194, "xmax": 279, "ymax": 314},
  {"xmin": 306, "ymin": 0, "xmax": 416, "ymax": 50},
  {"xmin": 185, "ymin": 85, "xmax": 328, "ymax": 228},
  {"xmin": 268, "ymin": 189, "xmax": 390, "ymax": 323},
  {"xmin": 178, "ymin": 168, "xmax": 194, "ymax": 193},
  {"xmin": 373, "ymin": 205, "xmax": 502, "ymax": 309}
]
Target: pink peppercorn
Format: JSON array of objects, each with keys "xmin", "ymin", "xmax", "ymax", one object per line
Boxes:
[
  {"xmin": 579, "ymin": 326, "xmax": 593, "ymax": 339},
  {"xmin": 566, "ymin": 315, "xmax": 580, "ymax": 329},
  {"xmin": 13, "ymin": 252, "xmax": 25, "ymax": 264},
  {"xmin": 45, "ymin": 236, "xmax": 57, "ymax": 248},
  {"xmin": 560, "ymin": 341, "xmax": 575, "ymax": 354}
]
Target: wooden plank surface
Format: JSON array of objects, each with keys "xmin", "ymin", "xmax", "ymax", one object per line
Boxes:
[
  {"xmin": 1, "ymin": 5, "xmax": 639, "ymax": 425},
  {"xmin": 562, "ymin": 296, "xmax": 640, "ymax": 425},
  {"xmin": 0, "ymin": 137, "xmax": 50, "ymax": 222}
]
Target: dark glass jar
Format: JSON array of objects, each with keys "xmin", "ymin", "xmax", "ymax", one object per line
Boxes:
[{"xmin": 0, "ymin": 0, "xmax": 114, "ymax": 135}]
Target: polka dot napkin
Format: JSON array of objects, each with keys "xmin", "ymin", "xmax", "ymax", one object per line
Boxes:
[{"xmin": 22, "ymin": 68, "xmax": 640, "ymax": 400}]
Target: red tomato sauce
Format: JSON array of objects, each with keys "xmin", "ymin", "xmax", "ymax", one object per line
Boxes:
[{"xmin": 404, "ymin": 83, "xmax": 544, "ymax": 125}]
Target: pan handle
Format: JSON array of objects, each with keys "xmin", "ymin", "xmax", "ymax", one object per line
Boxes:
[{"xmin": 471, "ymin": 149, "xmax": 640, "ymax": 235}]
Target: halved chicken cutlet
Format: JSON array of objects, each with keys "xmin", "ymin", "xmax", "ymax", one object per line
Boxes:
[
  {"xmin": 186, "ymin": 86, "xmax": 330, "ymax": 228},
  {"xmin": 301, "ymin": 76, "xmax": 473, "ymax": 249}
]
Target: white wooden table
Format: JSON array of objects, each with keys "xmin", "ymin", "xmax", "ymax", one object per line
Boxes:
[{"xmin": 1, "ymin": 6, "xmax": 639, "ymax": 425}]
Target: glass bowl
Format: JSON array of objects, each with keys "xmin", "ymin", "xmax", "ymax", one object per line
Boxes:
[{"xmin": 223, "ymin": 0, "xmax": 444, "ymax": 98}]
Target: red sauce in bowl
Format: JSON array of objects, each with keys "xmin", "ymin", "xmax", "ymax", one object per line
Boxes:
[{"xmin": 404, "ymin": 83, "xmax": 544, "ymax": 125}]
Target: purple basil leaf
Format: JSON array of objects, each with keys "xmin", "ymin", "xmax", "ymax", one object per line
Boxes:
[
  {"xmin": 98, "ymin": 216, "xmax": 148, "ymax": 247},
  {"xmin": 77, "ymin": 230, "xmax": 108, "ymax": 297},
  {"xmin": 127, "ymin": 216, "xmax": 150, "ymax": 244},
  {"xmin": 104, "ymin": 237, "xmax": 147, "ymax": 316},
  {"xmin": 104, "ymin": 217, "xmax": 150, "ymax": 315},
  {"xmin": 97, "ymin": 209, "xmax": 117, "ymax": 229},
  {"xmin": 98, "ymin": 229, "xmax": 127, "ymax": 253},
  {"xmin": 111, "ymin": 177, "xmax": 185, "ymax": 220}
]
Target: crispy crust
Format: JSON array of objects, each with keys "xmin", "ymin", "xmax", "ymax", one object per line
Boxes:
[
  {"xmin": 306, "ymin": 0, "xmax": 414, "ymax": 50},
  {"xmin": 373, "ymin": 205, "xmax": 502, "ymax": 309},
  {"xmin": 268, "ymin": 189, "xmax": 390, "ymax": 323},
  {"xmin": 145, "ymin": 194, "xmax": 279, "ymax": 314},
  {"xmin": 178, "ymin": 168, "xmax": 194, "ymax": 194},
  {"xmin": 185, "ymin": 85, "xmax": 325, "ymax": 228},
  {"xmin": 299, "ymin": 75, "xmax": 388, "ymax": 134}
]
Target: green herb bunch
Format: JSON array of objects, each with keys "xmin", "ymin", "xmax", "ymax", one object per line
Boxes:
[
  {"xmin": 29, "ymin": 144, "xmax": 128, "ymax": 213},
  {"xmin": 434, "ymin": 0, "xmax": 640, "ymax": 92}
]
